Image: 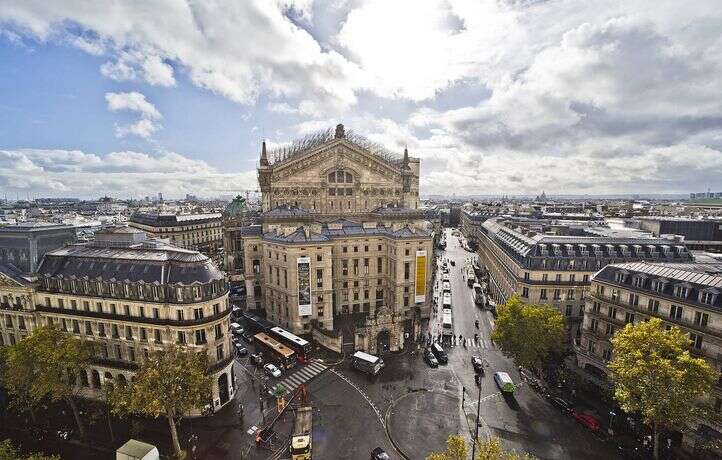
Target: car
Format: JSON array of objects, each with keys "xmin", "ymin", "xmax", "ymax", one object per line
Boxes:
[
  {"xmin": 264, "ymin": 363, "xmax": 282, "ymax": 378},
  {"xmin": 430, "ymin": 343, "xmax": 448, "ymax": 364},
  {"xmin": 250, "ymin": 353, "xmax": 264, "ymax": 366},
  {"xmin": 549, "ymin": 396, "xmax": 573, "ymax": 414},
  {"xmin": 241, "ymin": 332, "xmax": 253, "ymax": 342},
  {"xmin": 424, "ymin": 349, "xmax": 439, "ymax": 368},
  {"xmin": 471, "ymin": 355, "xmax": 484, "ymax": 373},
  {"xmin": 230, "ymin": 322, "xmax": 244, "ymax": 336},
  {"xmin": 234, "ymin": 343, "xmax": 248, "ymax": 356},
  {"xmin": 450, "ymin": 260, "xmax": 455, "ymax": 266},
  {"xmin": 371, "ymin": 447, "xmax": 390, "ymax": 460},
  {"xmin": 572, "ymin": 411, "xmax": 600, "ymax": 431}
]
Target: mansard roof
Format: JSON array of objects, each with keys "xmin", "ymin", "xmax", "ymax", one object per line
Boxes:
[
  {"xmin": 37, "ymin": 243, "xmax": 224, "ymax": 285},
  {"xmin": 261, "ymin": 219, "xmax": 432, "ymax": 244}
]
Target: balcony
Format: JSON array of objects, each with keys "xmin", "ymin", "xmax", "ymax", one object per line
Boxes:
[{"xmin": 589, "ymin": 293, "xmax": 722, "ymax": 344}]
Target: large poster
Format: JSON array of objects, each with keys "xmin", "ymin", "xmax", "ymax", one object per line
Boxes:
[
  {"xmin": 415, "ymin": 250, "xmax": 427, "ymax": 303},
  {"xmin": 297, "ymin": 256, "xmax": 312, "ymax": 316}
]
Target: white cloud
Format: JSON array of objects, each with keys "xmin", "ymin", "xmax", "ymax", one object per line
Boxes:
[
  {"xmin": 105, "ymin": 92, "xmax": 161, "ymax": 120},
  {"xmin": 105, "ymin": 92, "xmax": 162, "ymax": 140},
  {"xmin": 100, "ymin": 50, "xmax": 175, "ymax": 87},
  {"xmin": 0, "ymin": 148, "xmax": 257, "ymax": 198}
]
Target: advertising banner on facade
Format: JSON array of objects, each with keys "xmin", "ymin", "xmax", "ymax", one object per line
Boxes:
[
  {"xmin": 297, "ymin": 256, "xmax": 312, "ymax": 316},
  {"xmin": 415, "ymin": 250, "xmax": 427, "ymax": 303}
]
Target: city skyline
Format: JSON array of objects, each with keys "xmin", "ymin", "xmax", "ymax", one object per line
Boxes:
[{"xmin": 1, "ymin": 0, "xmax": 722, "ymax": 199}]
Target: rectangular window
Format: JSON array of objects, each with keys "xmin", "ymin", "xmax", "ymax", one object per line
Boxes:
[
  {"xmin": 45, "ymin": 297, "xmax": 51, "ymax": 307},
  {"xmin": 177, "ymin": 331, "xmax": 186, "ymax": 344},
  {"xmin": 404, "ymin": 262, "xmax": 410, "ymax": 280},
  {"xmin": 216, "ymin": 344, "xmax": 224, "ymax": 361},
  {"xmin": 215, "ymin": 324, "xmax": 223, "ymax": 339},
  {"xmin": 625, "ymin": 312, "xmax": 635, "ymax": 324},
  {"xmin": 569, "ymin": 274, "xmax": 575, "ymax": 282},
  {"xmin": 70, "ymin": 299, "xmax": 77, "ymax": 309},
  {"xmin": 139, "ymin": 306, "xmax": 145, "ymax": 317},
  {"xmin": 602, "ymin": 348, "xmax": 612, "ymax": 361},
  {"xmin": 694, "ymin": 311, "xmax": 709, "ymax": 328},
  {"xmin": 177, "ymin": 310, "xmax": 184, "ymax": 321},
  {"xmin": 72, "ymin": 320, "xmax": 80, "ymax": 333},
  {"xmin": 128, "ymin": 347, "xmax": 136, "ymax": 362},
  {"xmin": 674, "ymin": 286, "xmax": 688, "ymax": 298},
  {"xmin": 125, "ymin": 326, "xmax": 134, "ymax": 339},
  {"xmin": 583, "ymin": 275, "xmax": 589, "ymax": 283},
  {"xmin": 608, "ymin": 307, "xmax": 617, "ymax": 319},
  {"xmin": 670, "ymin": 304, "xmax": 683, "ymax": 320},
  {"xmin": 553, "ymin": 289, "xmax": 561, "ymax": 300},
  {"xmin": 690, "ymin": 333, "xmax": 703, "ymax": 349},
  {"xmin": 124, "ymin": 305, "xmax": 130, "ymax": 316},
  {"xmin": 153, "ymin": 308, "xmax": 160, "ymax": 319},
  {"xmin": 605, "ymin": 323, "xmax": 615, "ymax": 335},
  {"xmin": 85, "ymin": 322, "xmax": 92, "ymax": 335},
  {"xmin": 540, "ymin": 289, "xmax": 547, "ymax": 300},
  {"xmin": 629, "ymin": 293, "xmax": 639, "ymax": 306},
  {"xmin": 140, "ymin": 327, "xmax": 147, "ymax": 341},
  {"xmin": 58, "ymin": 299, "xmax": 64, "ymax": 309},
  {"xmin": 701, "ymin": 292, "xmax": 714, "ymax": 304},
  {"xmin": 647, "ymin": 299, "xmax": 659, "ymax": 313},
  {"xmin": 194, "ymin": 308, "xmax": 204, "ymax": 320},
  {"xmin": 115, "ymin": 345, "xmax": 122, "ymax": 360},
  {"xmin": 195, "ymin": 329, "xmax": 207, "ymax": 345},
  {"xmin": 590, "ymin": 318, "xmax": 598, "ymax": 331},
  {"xmin": 524, "ymin": 272, "xmax": 529, "ymax": 281},
  {"xmin": 565, "ymin": 305, "xmax": 572, "ymax": 317},
  {"xmin": 556, "ymin": 274, "xmax": 562, "ymax": 282},
  {"xmin": 522, "ymin": 287, "xmax": 529, "ymax": 298},
  {"xmin": 98, "ymin": 323, "xmax": 106, "ymax": 337},
  {"xmin": 567, "ymin": 289, "xmax": 575, "ymax": 300},
  {"xmin": 83, "ymin": 301, "xmax": 89, "ymax": 311},
  {"xmin": 542, "ymin": 274, "xmax": 548, "ymax": 282},
  {"xmin": 154, "ymin": 329, "xmax": 162, "ymax": 343}
]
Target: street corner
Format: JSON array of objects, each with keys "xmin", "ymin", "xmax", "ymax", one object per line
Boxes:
[{"xmin": 387, "ymin": 390, "xmax": 461, "ymax": 460}]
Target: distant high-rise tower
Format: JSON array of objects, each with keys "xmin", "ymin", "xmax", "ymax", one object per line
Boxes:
[{"xmin": 158, "ymin": 192, "xmax": 163, "ymax": 203}]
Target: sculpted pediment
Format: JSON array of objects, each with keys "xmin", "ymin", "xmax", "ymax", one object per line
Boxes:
[{"xmin": 271, "ymin": 140, "xmax": 402, "ymax": 185}]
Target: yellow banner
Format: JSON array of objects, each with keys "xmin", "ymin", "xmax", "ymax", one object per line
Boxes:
[{"xmin": 415, "ymin": 250, "xmax": 427, "ymax": 303}]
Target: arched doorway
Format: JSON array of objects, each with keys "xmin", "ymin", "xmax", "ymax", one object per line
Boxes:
[
  {"xmin": 376, "ymin": 330, "xmax": 390, "ymax": 355},
  {"xmin": 217, "ymin": 373, "xmax": 229, "ymax": 405}
]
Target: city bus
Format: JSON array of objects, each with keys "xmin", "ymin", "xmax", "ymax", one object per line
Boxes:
[
  {"xmin": 473, "ymin": 283, "xmax": 484, "ymax": 306},
  {"xmin": 442, "ymin": 292, "xmax": 452, "ymax": 309},
  {"xmin": 254, "ymin": 332, "xmax": 296, "ymax": 370},
  {"xmin": 269, "ymin": 326, "xmax": 312, "ymax": 363},
  {"xmin": 351, "ymin": 351, "xmax": 384, "ymax": 376},
  {"xmin": 442, "ymin": 311, "xmax": 453, "ymax": 339}
]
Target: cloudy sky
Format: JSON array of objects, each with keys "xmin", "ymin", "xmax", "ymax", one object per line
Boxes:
[{"xmin": 1, "ymin": 0, "xmax": 721, "ymax": 199}]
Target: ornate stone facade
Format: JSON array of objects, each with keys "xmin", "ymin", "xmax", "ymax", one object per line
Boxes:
[{"xmin": 242, "ymin": 125, "xmax": 434, "ymax": 354}]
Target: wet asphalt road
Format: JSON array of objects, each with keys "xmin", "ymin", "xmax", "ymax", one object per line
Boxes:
[{"xmin": 209, "ymin": 228, "xmax": 622, "ymax": 460}]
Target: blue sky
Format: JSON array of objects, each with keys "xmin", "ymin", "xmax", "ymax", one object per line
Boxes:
[{"xmin": 1, "ymin": 0, "xmax": 721, "ymax": 199}]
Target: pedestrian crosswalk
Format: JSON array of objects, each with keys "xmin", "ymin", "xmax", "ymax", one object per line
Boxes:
[
  {"xmin": 446, "ymin": 338, "xmax": 496, "ymax": 349},
  {"xmin": 278, "ymin": 360, "xmax": 328, "ymax": 393}
]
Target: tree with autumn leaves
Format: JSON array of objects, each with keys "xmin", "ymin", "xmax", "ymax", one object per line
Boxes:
[
  {"xmin": 491, "ymin": 295, "xmax": 566, "ymax": 373},
  {"xmin": 1, "ymin": 325, "xmax": 92, "ymax": 437},
  {"xmin": 427, "ymin": 435, "xmax": 535, "ymax": 460},
  {"xmin": 109, "ymin": 344, "xmax": 212, "ymax": 459},
  {"xmin": 609, "ymin": 318, "xmax": 718, "ymax": 459}
]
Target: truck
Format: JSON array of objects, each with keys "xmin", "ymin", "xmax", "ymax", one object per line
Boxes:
[
  {"xmin": 290, "ymin": 406, "xmax": 313, "ymax": 460},
  {"xmin": 351, "ymin": 351, "xmax": 384, "ymax": 376}
]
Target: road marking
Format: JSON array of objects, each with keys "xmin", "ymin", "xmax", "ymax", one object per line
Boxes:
[{"xmin": 330, "ymin": 368, "xmax": 385, "ymax": 428}]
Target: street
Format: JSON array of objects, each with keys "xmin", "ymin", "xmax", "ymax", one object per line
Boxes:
[{"xmin": 221, "ymin": 228, "xmax": 621, "ymax": 460}]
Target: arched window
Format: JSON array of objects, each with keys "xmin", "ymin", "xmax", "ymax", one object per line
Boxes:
[
  {"xmin": 328, "ymin": 172, "xmax": 336, "ymax": 183},
  {"xmin": 91, "ymin": 370, "xmax": 101, "ymax": 389},
  {"xmin": 345, "ymin": 172, "xmax": 353, "ymax": 183},
  {"xmin": 117, "ymin": 374, "xmax": 127, "ymax": 386}
]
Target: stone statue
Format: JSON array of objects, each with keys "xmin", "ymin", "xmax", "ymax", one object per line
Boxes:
[{"xmin": 335, "ymin": 123, "xmax": 345, "ymax": 139}]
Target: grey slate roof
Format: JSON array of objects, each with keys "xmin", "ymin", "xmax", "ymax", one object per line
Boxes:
[
  {"xmin": 37, "ymin": 243, "xmax": 224, "ymax": 285},
  {"xmin": 130, "ymin": 213, "xmax": 222, "ymax": 227}
]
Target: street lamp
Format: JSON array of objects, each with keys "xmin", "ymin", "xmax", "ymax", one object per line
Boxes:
[
  {"xmin": 463, "ymin": 383, "xmax": 483, "ymax": 459},
  {"xmin": 608, "ymin": 410, "xmax": 616, "ymax": 436}
]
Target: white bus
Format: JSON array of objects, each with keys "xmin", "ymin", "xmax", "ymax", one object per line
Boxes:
[
  {"xmin": 442, "ymin": 280, "xmax": 451, "ymax": 292},
  {"xmin": 442, "ymin": 311, "xmax": 453, "ymax": 337},
  {"xmin": 473, "ymin": 283, "xmax": 484, "ymax": 306},
  {"xmin": 442, "ymin": 292, "xmax": 452, "ymax": 309}
]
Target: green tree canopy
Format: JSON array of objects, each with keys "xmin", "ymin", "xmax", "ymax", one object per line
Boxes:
[
  {"xmin": 109, "ymin": 345, "xmax": 212, "ymax": 459},
  {"xmin": 491, "ymin": 295, "xmax": 566, "ymax": 371},
  {"xmin": 426, "ymin": 436, "xmax": 536, "ymax": 460},
  {"xmin": 0, "ymin": 439, "xmax": 60, "ymax": 460},
  {"xmin": 1, "ymin": 326, "xmax": 92, "ymax": 437},
  {"xmin": 609, "ymin": 318, "xmax": 718, "ymax": 458}
]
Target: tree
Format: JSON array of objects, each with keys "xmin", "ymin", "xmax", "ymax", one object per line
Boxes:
[
  {"xmin": 1, "ymin": 326, "xmax": 92, "ymax": 437},
  {"xmin": 609, "ymin": 318, "xmax": 718, "ymax": 459},
  {"xmin": 426, "ymin": 435, "xmax": 467, "ymax": 460},
  {"xmin": 491, "ymin": 295, "xmax": 566, "ymax": 372},
  {"xmin": 426, "ymin": 436, "xmax": 536, "ymax": 460},
  {"xmin": 109, "ymin": 345, "xmax": 212, "ymax": 459},
  {"xmin": 0, "ymin": 438, "xmax": 60, "ymax": 460}
]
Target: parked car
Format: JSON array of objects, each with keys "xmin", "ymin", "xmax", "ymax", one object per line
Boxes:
[
  {"xmin": 430, "ymin": 343, "xmax": 448, "ymax": 364},
  {"xmin": 573, "ymin": 412, "xmax": 600, "ymax": 431},
  {"xmin": 371, "ymin": 447, "xmax": 389, "ymax": 460},
  {"xmin": 250, "ymin": 353, "xmax": 264, "ymax": 366},
  {"xmin": 241, "ymin": 332, "xmax": 253, "ymax": 342},
  {"xmin": 264, "ymin": 363, "xmax": 282, "ymax": 378},
  {"xmin": 450, "ymin": 260, "xmax": 455, "ymax": 266},
  {"xmin": 234, "ymin": 343, "xmax": 248, "ymax": 356},
  {"xmin": 230, "ymin": 322, "xmax": 244, "ymax": 336},
  {"xmin": 549, "ymin": 396, "xmax": 572, "ymax": 414},
  {"xmin": 424, "ymin": 349, "xmax": 439, "ymax": 368},
  {"xmin": 471, "ymin": 355, "xmax": 484, "ymax": 373}
]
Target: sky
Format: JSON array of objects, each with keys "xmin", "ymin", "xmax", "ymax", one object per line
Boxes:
[{"xmin": 1, "ymin": 0, "xmax": 722, "ymax": 199}]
